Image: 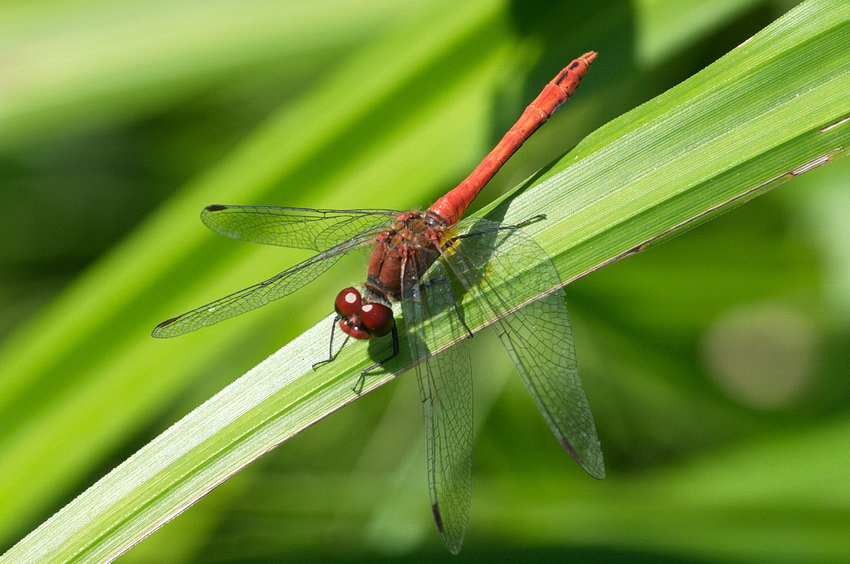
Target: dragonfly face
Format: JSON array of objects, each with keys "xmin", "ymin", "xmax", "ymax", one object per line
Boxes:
[{"xmin": 334, "ymin": 286, "xmax": 394, "ymax": 339}]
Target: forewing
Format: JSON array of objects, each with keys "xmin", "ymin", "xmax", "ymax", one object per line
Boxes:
[
  {"xmin": 402, "ymin": 256, "xmax": 473, "ymax": 555},
  {"xmin": 442, "ymin": 219, "xmax": 604, "ymax": 479},
  {"xmin": 152, "ymin": 228, "xmax": 379, "ymax": 338},
  {"xmin": 201, "ymin": 205, "xmax": 398, "ymax": 250}
]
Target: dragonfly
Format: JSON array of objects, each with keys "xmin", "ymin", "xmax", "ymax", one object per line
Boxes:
[{"xmin": 153, "ymin": 52, "xmax": 604, "ymax": 554}]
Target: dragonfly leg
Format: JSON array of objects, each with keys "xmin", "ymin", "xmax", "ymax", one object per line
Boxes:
[
  {"xmin": 312, "ymin": 315, "xmax": 343, "ymax": 370},
  {"xmin": 453, "ymin": 214, "xmax": 547, "ymax": 243},
  {"xmin": 427, "ymin": 276, "xmax": 474, "ymax": 339},
  {"xmin": 353, "ymin": 325, "xmax": 400, "ymax": 393},
  {"xmin": 454, "ymin": 303, "xmax": 473, "ymax": 339},
  {"xmin": 513, "ymin": 214, "xmax": 547, "ymax": 228}
]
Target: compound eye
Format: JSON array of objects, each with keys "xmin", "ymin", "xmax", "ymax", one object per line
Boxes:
[
  {"xmin": 335, "ymin": 287, "xmax": 362, "ymax": 316},
  {"xmin": 360, "ymin": 303, "xmax": 394, "ymax": 337}
]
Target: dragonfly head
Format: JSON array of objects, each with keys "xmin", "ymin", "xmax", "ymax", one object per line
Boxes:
[{"xmin": 335, "ymin": 287, "xmax": 394, "ymax": 339}]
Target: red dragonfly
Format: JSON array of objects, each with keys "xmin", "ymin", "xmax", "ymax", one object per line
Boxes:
[{"xmin": 154, "ymin": 52, "xmax": 604, "ymax": 554}]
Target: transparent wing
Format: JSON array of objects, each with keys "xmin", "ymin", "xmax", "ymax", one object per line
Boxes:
[
  {"xmin": 152, "ymin": 228, "xmax": 381, "ymax": 338},
  {"xmin": 201, "ymin": 205, "xmax": 399, "ymax": 251},
  {"xmin": 442, "ymin": 218, "xmax": 604, "ymax": 479},
  {"xmin": 402, "ymin": 256, "xmax": 473, "ymax": 555}
]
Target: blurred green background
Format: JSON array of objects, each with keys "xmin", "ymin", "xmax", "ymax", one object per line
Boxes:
[{"xmin": 2, "ymin": 0, "xmax": 849, "ymax": 561}]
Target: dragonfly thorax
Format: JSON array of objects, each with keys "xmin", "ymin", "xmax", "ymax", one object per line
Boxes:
[
  {"xmin": 366, "ymin": 211, "xmax": 445, "ymax": 303},
  {"xmin": 335, "ymin": 209, "xmax": 447, "ymax": 341}
]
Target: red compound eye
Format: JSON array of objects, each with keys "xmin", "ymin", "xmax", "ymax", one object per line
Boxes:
[
  {"xmin": 335, "ymin": 287, "xmax": 362, "ymax": 316},
  {"xmin": 360, "ymin": 303, "xmax": 394, "ymax": 337},
  {"xmin": 334, "ymin": 287, "xmax": 393, "ymax": 339}
]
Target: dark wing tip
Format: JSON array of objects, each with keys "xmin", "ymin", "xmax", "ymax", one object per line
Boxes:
[
  {"xmin": 559, "ymin": 437, "xmax": 606, "ymax": 480},
  {"xmin": 559, "ymin": 437, "xmax": 582, "ymax": 462},
  {"xmin": 151, "ymin": 316, "xmax": 181, "ymax": 338},
  {"xmin": 432, "ymin": 503, "xmax": 464, "ymax": 555},
  {"xmin": 431, "ymin": 503, "xmax": 445, "ymax": 533},
  {"xmin": 205, "ymin": 204, "xmax": 228, "ymax": 212}
]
